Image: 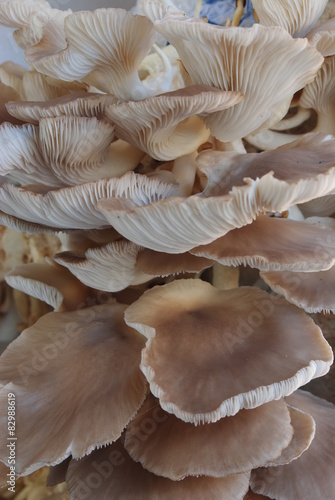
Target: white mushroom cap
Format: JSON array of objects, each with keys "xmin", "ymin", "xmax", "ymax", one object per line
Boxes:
[
  {"xmin": 307, "ymin": 18, "xmax": 335, "ymax": 56},
  {"xmin": 98, "ymin": 134, "xmax": 335, "ymax": 253},
  {"xmin": 105, "ymin": 86, "xmax": 243, "ymax": 161},
  {"xmin": 300, "ymin": 56, "xmax": 335, "ymax": 134},
  {"xmin": 145, "ymin": 9, "xmax": 323, "ymax": 140},
  {"xmin": 252, "ymin": 0, "xmax": 328, "ymax": 38},
  {"xmin": 25, "ymin": 9, "xmax": 164, "ymax": 100},
  {"xmin": 0, "ymin": 172, "xmax": 178, "ymax": 231}
]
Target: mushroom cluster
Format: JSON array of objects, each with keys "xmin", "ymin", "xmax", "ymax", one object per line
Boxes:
[{"xmin": 0, "ymin": 0, "xmax": 335, "ymax": 498}]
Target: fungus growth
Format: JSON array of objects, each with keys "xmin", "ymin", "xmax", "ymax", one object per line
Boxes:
[{"xmin": 0, "ymin": 0, "xmax": 334, "ymax": 499}]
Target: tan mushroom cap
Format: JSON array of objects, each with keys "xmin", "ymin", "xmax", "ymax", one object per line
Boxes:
[
  {"xmin": 0, "ymin": 83, "xmax": 22, "ymax": 126},
  {"xmin": 0, "ymin": 172, "xmax": 178, "ymax": 231},
  {"xmin": 299, "ymin": 194, "xmax": 335, "ymax": 217},
  {"xmin": 55, "ymin": 241, "xmax": 150, "ymax": 293},
  {"xmin": 5, "ymin": 262, "xmax": 90, "ymax": 311},
  {"xmin": 261, "ymin": 265, "xmax": 335, "ymax": 313},
  {"xmin": 252, "ymin": 0, "xmax": 328, "ymax": 38},
  {"xmin": 98, "ymin": 134, "xmax": 335, "ymax": 253},
  {"xmin": 55, "ymin": 240, "xmax": 212, "ymax": 292},
  {"xmin": 147, "ymin": 11, "xmax": 323, "ymax": 140},
  {"xmin": 136, "ymin": 248, "xmax": 212, "ymax": 276},
  {"xmin": 191, "ymin": 215, "xmax": 335, "ymax": 271},
  {"xmin": 0, "ymin": 0, "xmax": 52, "ymax": 29},
  {"xmin": 300, "ymin": 56, "xmax": 335, "ymax": 134},
  {"xmin": 307, "ymin": 18, "xmax": 335, "ymax": 56},
  {"xmin": 0, "ymin": 301, "xmax": 147, "ymax": 475},
  {"xmin": 264, "ymin": 406, "xmax": 315, "ymax": 467},
  {"xmin": 26, "ymin": 9, "xmax": 158, "ymax": 100},
  {"xmin": 125, "ymin": 394, "xmax": 293, "ymax": 480},
  {"xmin": 250, "ymin": 390, "xmax": 335, "ymax": 500},
  {"xmin": 66, "ymin": 440, "xmax": 250, "ymax": 500},
  {"xmin": 6, "ymin": 92, "xmax": 115, "ymax": 125},
  {"xmin": 105, "ymin": 86, "xmax": 243, "ymax": 161},
  {"xmin": 125, "ymin": 279, "xmax": 333, "ymax": 423},
  {"xmin": 244, "ymin": 491, "xmax": 270, "ymax": 500}
]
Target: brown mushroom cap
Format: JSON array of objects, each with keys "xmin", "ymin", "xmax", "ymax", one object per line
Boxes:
[
  {"xmin": 125, "ymin": 394, "xmax": 293, "ymax": 480},
  {"xmin": 261, "ymin": 265, "xmax": 335, "ymax": 313},
  {"xmin": 5, "ymin": 262, "xmax": 90, "ymax": 311},
  {"xmin": 250, "ymin": 390, "xmax": 335, "ymax": 500},
  {"xmin": 0, "ymin": 301, "xmax": 147, "ymax": 475},
  {"xmin": 191, "ymin": 215, "xmax": 335, "ymax": 271},
  {"xmin": 65, "ymin": 440, "xmax": 250, "ymax": 500},
  {"xmin": 125, "ymin": 279, "xmax": 333, "ymax": 423}
]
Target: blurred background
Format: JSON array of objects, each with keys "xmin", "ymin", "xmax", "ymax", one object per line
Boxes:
[{"xmin": 0, "ymin": 0, "xmax": 136, "ymax": 65}]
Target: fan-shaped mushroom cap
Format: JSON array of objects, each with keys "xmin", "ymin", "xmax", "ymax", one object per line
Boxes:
[
  {"xmin": 0, "ymin": 117, "xmax": 116, "ymax": 187},
  {"xmin": 125, "ymin": 279, "xmax": 333, "ymax": 423},
  {"xmin": 105, "ymin": 86, "xmax": 243, "ymax": 161},
  {"xmin": 6, "ymin": 92, "xmax": 114, "ymax": 125},
  {"xmin": 145, "ymin": 9, "xmax": 323, "ymax": 140},
  {"xmin": 191, "ymin": 215, "xmax": 335, "ymax": 271},
  {"xmin": 261, "ymin": 265, "xmax": 335, "ymax": 314},
  {"xmin": 5, "ymin": 262, "xmax": 90, "ymax": 311},
  {"xmin": 300, "ymin": 56, "xmax": 335, "ymax": 134},
  {"xmin": 0, "ymin": 172, "xmax": 178, "ymax": 231},
  {"xmin": 252, "ymin": 0, "xmax": 328, "ymax": 38},
  {"xmin": 264, "ymin": 405, "xmax": 315, "ymax": 467},
  {"xmin": 66, "ymin": 440, "xmax": 250, "ymax": 500},
  {"xmin": 55, "ymin": 241, "xmax": 212, "ymax": 292},
  {"xmin": 0, "ymin": 0, "xmax": 52, "ymax": 29},
  {"xmin": 98, "ymin": 134, "xmax": 335, "ymax": 253},
  {"xmin": 307, "ymin": 18, "xmax": 335, "ymax": 56},
  {"xmin": 0, "ymin": 61, "xmax": 25, "ymax": 97},
  {"xmin": 55, "ymin": 241, "xmax": 150, "ymax": 292},
  {"xmin": 299, "ymin": 194, "xmax": 335, "ymax": 217},
  {"xmin": 250, "ymin": 390, "xmax": 335, "ymax": 500},
  {"xmin": 124, "ymin": 394, "xmax": 293, "ymax": 480},
  {"xmin": 0, "ymin": 301, "xmax": 147, "ymax": 475},
  {"xmin": 0, "ymin": 83, "xmax": 22, "ymax": 126},
  {"xmin": 25, "ymin": 9, "xmax": 163, "ymax": 101}
]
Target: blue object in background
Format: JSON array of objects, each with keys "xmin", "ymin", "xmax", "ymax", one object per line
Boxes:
[{"xmin": 200, "ymin": 0, "xmax": 255, "ymax": 26}]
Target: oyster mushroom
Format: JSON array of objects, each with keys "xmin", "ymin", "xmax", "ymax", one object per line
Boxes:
[
  {"xmin": 124, "ymin": 279, "xmax": 333, "ymax": 423},
  {"xmin": 0, "ymin": 301, "xmax": 147, "ymax": 475}
]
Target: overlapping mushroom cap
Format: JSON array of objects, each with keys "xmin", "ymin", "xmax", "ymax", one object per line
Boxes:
[
  {"xmin": 143, "ymin": 2, "xmax": 323, "ymax": 140},
  {"xmin": 0, "ymin": 301, "xmax": 147, "ymax": 475},
  {"xmin": 125, "ymin": 279, "xmax": 332, "ymax": 423}
]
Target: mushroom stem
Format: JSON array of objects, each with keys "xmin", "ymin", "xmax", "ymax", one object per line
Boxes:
[
  {"xmin": 245, "ymin": 130, "xmax": 303, "ymax": 151},
  {"xmin": 232, "ymin": 0, "xmax": 245, "ymax": 26},
  {"xmin": 142, "ymin": 44, "xmax": 174, "ymax": 96},
  {"xmin": 194, "ymin": 0, "xmax": 202, "ymax": 18},
  {"xmin": 253, "ymin": 9, "xmax": 259, "ymax": 23},
  {"xmin": 212, "ymin": 263, "xmax": 239, "ymax": 290},
  {"xmin": 314, "ymin": 110, "xmax": 335, "ymax": 135},
  {"xmin": 271, "ymin": 108, "xmax": 312, "ymax": 131},
  {"xmin": 102, "ymin": 140, "xmax": 146, "ymax": 178},
  {"xmin": 173, "ymin": 152, "xmax": 198, "ymax": 197},
  {"xmin": 222, "ymin": 139, "xmax": 247, "ymax": 153}
]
